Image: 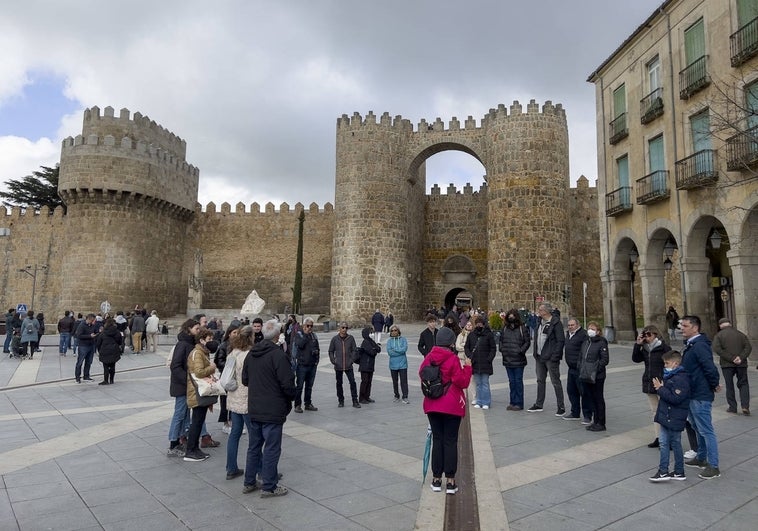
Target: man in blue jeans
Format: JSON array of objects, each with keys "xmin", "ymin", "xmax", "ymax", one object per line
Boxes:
[
  {"xmin": 57, "ymin": 310, "xmax": 76, "ymax": 355},
  {"xmin": 242, "ymin": 319, "xmax": 296, "ymax": 497},
  {"xmin": 74, "ymin": 314, "xmax": 98, "ymax": 383},
  {"xmin": 293, "ymin": 317, "xmax": 320, "ymax": 413},
  {"xmin": 3, "ymin": 309, "xmax": 14, "ymax": 354},
  {"xmin": 680, "ymin": 315, "xmax": 722, "ymax": 479}
]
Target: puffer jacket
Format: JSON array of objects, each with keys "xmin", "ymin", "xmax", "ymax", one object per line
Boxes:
[
  {"xmin": 499, "ymin": 324, "xmax": 531, "ymax": 368},
  {"xmin": 358, "ymin": 327, "xmax": 380, "ymax": 372},
  {"xmin": 654, "ymin": 367, "xmax": 690, "ymax": 431},
  {"xmin": 564, "ymin": 328, "xmax": 588, "ymax": 370},
  {"xmin": 186, "ymin": 344, "xmax": 215, "ymax": 409},
  {"xmin": 225, "ymin": 349, "xmax": 249, "ymax": 414},
  {"xmin": 20, "ymin": 317, "xmax": 39, "ymax": 343},
  {"xmin": 420, "ymin": 346, "xmax": 472, "ymax": 417},
  {"xmin": 170, "ymin": 332, "xmax": 196, "ymax": 398},
  {"xmin": 96, "ymin": 325, "xmax": 123, "ymax": 364},
  {"xmin": 386, "ymin": 335, "xmax": 408, "ymax": 370},
  {"xmin": 579, "ymin": 335, "xmax": 610, "ymax": 381},
  {"xmin": 632, "ymin": 339, "xmax": 671, "ymax": 394},
  {"xmin": 464, "ymin": 325, "xmax": 496, "ymax": 375}
]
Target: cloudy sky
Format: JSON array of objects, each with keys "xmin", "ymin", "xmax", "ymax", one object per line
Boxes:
[{"xmin": 0, "ymin": 0, "xmax": 663, "ymax": 209}]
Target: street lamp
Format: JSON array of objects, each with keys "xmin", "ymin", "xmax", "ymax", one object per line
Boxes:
[
  {"xmin": 18, "ymin": 264, "xmax": 48, "ymax": 312},
  {"xmin": 709, "ymin": 228, "xmax": 723, "ymax": 249},
  {"xmin": 663, "ymin": 237, "xmax": 676, "ymax": 271}
]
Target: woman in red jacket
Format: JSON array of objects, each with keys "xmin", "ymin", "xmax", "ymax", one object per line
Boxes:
[{"xmin": 419, "ymin": 327, "xmax": 472, "ymax": 495}]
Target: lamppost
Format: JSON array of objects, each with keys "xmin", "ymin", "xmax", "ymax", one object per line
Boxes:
[
  {"xmin": 18, "ymin": 264, "xmax": 48, "ymax": 312},
  {"xmin": 629, "ymin": 248, "xmax": 639, "ymax": 338}
]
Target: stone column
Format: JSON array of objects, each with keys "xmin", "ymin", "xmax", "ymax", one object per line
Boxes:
[
  {"xmin": 726, "ymin": 250, "xmax": 758, "ymax": 341},
  {"xmin": 609, "ymin": 268, "xmax": 635, "ymax": 341},
  {"xmin": 680, "ymin": 256, "xmax": 712, "ymax": 332},
  {"xmin": 638, "ymin": 264, "xmax": 666, "ymax": 334}
]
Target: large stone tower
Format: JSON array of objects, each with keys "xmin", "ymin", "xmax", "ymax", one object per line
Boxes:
[
  {"xmin": 57, "ymin": 106, "xmax": 198, "ymax": 314},
  {"xmin": 331, "ymin": 100, "xmax": 570, "ymax": 322}
]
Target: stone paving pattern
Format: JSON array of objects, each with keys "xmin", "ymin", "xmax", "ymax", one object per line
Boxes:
[{"xmin": 0, "ymin": 327, "xmax": 755, "ymax": 530}]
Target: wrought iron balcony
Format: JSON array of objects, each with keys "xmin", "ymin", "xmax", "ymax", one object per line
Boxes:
[
  {"xmin": 731, "ymin": 16, "xmax": 758, "ymax": 67},
  {"xmin": 605, "ymin": 186, "xmax": 633, "ymax": 217},
  {"xmin": 675, "ymin": 149, "xmax": 719, "ymax": 189},
  {"xmin": 640, "ymin": 88, "xmax": 664, "ymax": 124},
  {"xmin": 726, "ymin": 124, "xmax": 758, "ymax": 170},
  {"xmin": 679, "ymin": 56, "xmax": 710, "ymax": 99},
  {"xmin": 636, "ymin": 170, "xmax": 670, "ymax": 204},
  {"xmin": 609, "ymin": 113, "xmax": 628, "ymax": 144}
]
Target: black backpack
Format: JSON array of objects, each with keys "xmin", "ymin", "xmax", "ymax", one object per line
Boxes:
[{"xmin": 420, "ymin": 362, "xmax": 449, "ymax": 399}]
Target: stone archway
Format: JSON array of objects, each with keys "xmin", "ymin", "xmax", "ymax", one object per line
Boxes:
[{"xmin": 731, "ymin": 203, "xmax": 758, "ymax": 339}]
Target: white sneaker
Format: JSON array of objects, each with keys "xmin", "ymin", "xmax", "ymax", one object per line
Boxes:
[
  {"xmin": 473, "ymin": 404, "xmax": 482, "ymax": 409},
  {"xmin": 482, "ymin": 405, "xmax": 490, "ymax": 410},
  {"xmin": 222, "ymin": 425, "xmax": 231, "ymax": 434},
  {"xmin": 471, "ymin": 400, "xmax": 478, "ymax": 405},
  {"xmin": 684, "ymin": 450, "xmax": 697, "ymax": 460}
]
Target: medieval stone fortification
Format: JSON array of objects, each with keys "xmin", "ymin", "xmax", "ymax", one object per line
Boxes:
[{"xmin": 0, "ymin": 103, "xmax": 601, "ymax": 323}]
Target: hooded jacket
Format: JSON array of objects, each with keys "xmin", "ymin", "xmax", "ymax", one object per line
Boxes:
[
  {"xmin": 169, "ymin": 331, "xmax": 196, "ymax": 398},
  {"xmin": 464, "ymin": 324, "xmax": 496, "ymax": 375},
  {"xmin": 358, "ymin": 327, "xmax": 380, "ymax": 372},
  {"xmin": 654, "ymin": 366, "xmax": 691, "ymax": 431},
  {"xmin": 96, "ymin": 325, "xmax": 123, "ymax": 364},
  {"xmin": 242, "ymin": 339, "xmax": 296, "ymax": 424},
  {"xmin": 420, "ymin": 345, "xmax": 472, "ymax": 417},
  {"xmin": 186, "ymin": 344, "xmax": 215, "ymax": 409},
  {"xmin": 386, "ymin": 334, "xmax": 408, "ymax": 370}
]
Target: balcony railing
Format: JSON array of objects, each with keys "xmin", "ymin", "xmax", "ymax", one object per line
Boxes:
[
  {"xmin": 726, "ymin": 124, "xmax": 758, "ymax": 170},
  {"xmin": 605, "ymin": 186, "xmax": 633, "ymax": 216},
  {"xmin": 640, "ymin": 88, "xmax": 664, "ymax": 124},
  {"xmin": 636, "ymin": 170, "xmax": 670, "ymax": 204},
  {"xmin": 731, "ymin": 16, "xmax": 758, "ymax": 67},
  {"xmin": 679, "ymin": 56, "xmax": 710, "ymax": 99},
  {"xmin": 609, "ymin": 113, "xmax": 628, "ymax": 144},
  {"xmin": 675, "ymin": 149, "xmax": 719, "ymax": 189}
]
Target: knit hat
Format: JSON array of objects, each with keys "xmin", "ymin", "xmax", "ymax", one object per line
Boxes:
[{"xmin": 435, "ymin": 327, "xmax": 456, "ymax": 347}]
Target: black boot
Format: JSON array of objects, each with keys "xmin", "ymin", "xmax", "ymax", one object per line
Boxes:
[
  {"xmin": 98, "ymin": 379, "xmax": 109, "ymax": 385},
  {"xmin": 648, "ymin": 438, "xmax": 660, "ymax": 448},
  {"xmin": 352, "ymin": 400, "xmax": 361, "ymax": 408}
]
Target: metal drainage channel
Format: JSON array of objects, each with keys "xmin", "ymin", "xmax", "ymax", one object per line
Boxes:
[{"xmin": 444, "ymin": 411, "xmax": 479, "ymax": 530}]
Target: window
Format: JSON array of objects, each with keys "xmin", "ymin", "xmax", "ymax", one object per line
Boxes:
[
  {"xmin": 738, "ymin": 0, "xmax": 758, "ymax": 27},
  {"xmin": 613, "ymin": 84, "xmax": 627, "ymax": 117},
  {"xmin": 746, "ymin": 81, "xmax": 758, "ymax": 130},
  {"xmin": 691, "ymin": 111, "xmax": 711, "ymax": 152},
  {"xmin": 684, "ymin": 18, "xmax": 705, "ymax": 66},
  {"xmin": 649, "ymin": 135, "xmax": 665, "ymax": 172},
  {"xmin": 648, "ymin": 56, "xmax": 661, "ymax": 92},
  {"xmin": 617, "ymin": 154, "xmax": 630, "ymax": 188}
]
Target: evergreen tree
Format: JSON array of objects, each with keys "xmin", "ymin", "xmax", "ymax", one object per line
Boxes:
[
  {"xmin": 292, "ymin": 210, "xmax": 305, "ymax": 314},
  {"xmin": 0, "ymin": 165, "xmax": 65, "ymax": 212}
]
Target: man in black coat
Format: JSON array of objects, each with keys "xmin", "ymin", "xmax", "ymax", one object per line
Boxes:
[
  {"xmin": 529, "ymin": 302, "xmax": 566, "ymax": 415},
  {"xmin": 242, "ymin": 319, "xmax": 296, "ymax": 497},
  {"xmin": 564, "ymin": 318, "xmax": 591, "ymax": 422},
  {"xmin": 417, "ymin": 314, "xmax": 438, "ymax": 357},
  {"xmin": 293, "ymin": 317, "xmax": 320, "ymax": 413},
  {"xmin": 328, "ymin": 322, "xmax": 360, "ymax": 408}
]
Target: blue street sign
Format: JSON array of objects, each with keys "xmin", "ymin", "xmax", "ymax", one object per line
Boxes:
[{"xmin": 16, "ymin": 304, "xmax": 27, "ymax": 314}]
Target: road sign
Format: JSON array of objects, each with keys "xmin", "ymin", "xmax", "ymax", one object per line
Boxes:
[
  {"xmin": 535, "ymin": 296, "xmax": 545, "ymax": 302},
  {"xmin": 16, "ymin": 304, "xmax": 27, "ymax": 314}
]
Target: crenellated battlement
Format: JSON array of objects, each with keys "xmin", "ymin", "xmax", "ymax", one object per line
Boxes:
[
  {"xmin": 198, "ymin": 201, "xmax": 334, "ymax": 215},
  {"xmin": 428, "ymin": 182, "xmax": 488, "ymax": 197},
  {"xmin": 336, "ymin": 99, "xmax": 566, "ymax": 134},
  {"xmin": 82, "ymin": 106, "xmax": 187, "ymax": 159},
  {"xmin": 60, "ymin": 133, "xmax": 199, "ymax": 179},
  {"xmin": 1, "ymin": 205, "xmax": 66, "ymax": 218}
]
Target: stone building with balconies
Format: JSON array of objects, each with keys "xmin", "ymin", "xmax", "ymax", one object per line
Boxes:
[{"xmin": 588, "ymin": 0, "xmax": 758, "ymax": 341}]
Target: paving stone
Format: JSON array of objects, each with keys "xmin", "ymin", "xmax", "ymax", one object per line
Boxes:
[
  {"xmin": 350, "ymin": 503, "xmax": 418, "ymax": 531},
  {"xmin": 17, "ymin": 507, "xmax": 99, "ymax": 531}
]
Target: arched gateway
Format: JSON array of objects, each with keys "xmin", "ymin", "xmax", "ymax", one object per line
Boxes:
[{"xmin": 330, "ymin": 100, "xmax": 571, "ymax": 322}]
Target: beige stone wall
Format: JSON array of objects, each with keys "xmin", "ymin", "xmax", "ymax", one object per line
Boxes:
[{"xmin": 568, "ymin": 176, "xmax": 603, "ymax": 319}]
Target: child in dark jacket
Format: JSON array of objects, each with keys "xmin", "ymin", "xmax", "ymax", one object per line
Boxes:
[{"xmin": 650, "ymin": 350, "xmax": 691, "ymax": 482}]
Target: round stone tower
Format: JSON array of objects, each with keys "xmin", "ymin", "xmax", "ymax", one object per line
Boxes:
[
  {"xmin": 58, "ymin": 106, "xmax": 198, "ymax": 315},
  {"xmin": 331, "ymin": 111, "xmax": 424, "ymax": 322},
  {"xmin": 484, "ymin": 100, "xmax": 570, "ymax": 308}
]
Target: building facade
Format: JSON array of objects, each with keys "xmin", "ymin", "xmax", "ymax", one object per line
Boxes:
[{"xmin": 588, "ymin": 0, "xmax": 758, "ymax": 341}]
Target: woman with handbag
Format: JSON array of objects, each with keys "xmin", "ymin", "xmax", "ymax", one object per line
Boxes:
[
  {"xmin": 579, "ymin": 322, "xmax": 610, "ymax": 432},
  {"xmin": 225, "ymin": 325, "xmax": 255, "ymax": 479},
  {"xmin": 215, "ymin": 323, "xmax": 241, "ymax": 434},
  {"xmin": 185, "ymin": 328, "xmax": 219, "ymax": 462}
]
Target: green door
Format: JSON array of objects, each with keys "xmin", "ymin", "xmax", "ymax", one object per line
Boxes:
[
  {"xmin": 649, "ymin": 135, "xmax": 665, "ymax": 193},
  {"xmin": 691, "ymin": 112, "xmax": 712, "ymax": 174},
  {"xmin": 617, "ymin": 155, "xmax": 630, "ymax": 205}
]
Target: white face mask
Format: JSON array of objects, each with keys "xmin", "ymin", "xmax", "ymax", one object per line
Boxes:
[{"xmin": 587, "ymin": 329, "xmax": 597, "ymax": 338}]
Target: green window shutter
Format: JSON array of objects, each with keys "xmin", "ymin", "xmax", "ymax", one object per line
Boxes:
[
  {"xmin": 617, "ymin": 155, "xmax": 629, "ymax": 188},
  {"xmin": 649, "ymin": 135, "xmax": 665, "ymax": 172},
  {"xmin": 684, "ymin": 18, "xmax": 705, "ymax": 65},
  {"xmin": 648, "ymin": 57, "xmax": 661, "ymax": 92},
  {"xmin": 738, "ymin": 0, "xmax": 758, "ymax": 27},
  {"xmin": 691, "ymin": 111, "xmax": 711, "ymax": 152},
  {"xmin": 613, "ymin": 84, "xmax": 626, "ymax": 118}
]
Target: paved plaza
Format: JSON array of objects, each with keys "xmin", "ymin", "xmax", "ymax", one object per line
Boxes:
[{"xmin": 0, "ymin": 325, "xmax": 755, "ymax": 530}]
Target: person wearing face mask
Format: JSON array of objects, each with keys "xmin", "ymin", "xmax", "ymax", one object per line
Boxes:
[
  {"xmin": 579, "ymin": 322, "xmax": 610, "ymax": 431},
  {"xmin": 464, "ymin": 315, "xmax": 497, "ymax": 409},
  {"xmin": 499, "ymin": 309, "xmax": 531, "ymax": 411},
  {"xmin": 633, "ymin": 326, "xmax": 672, "ymax": 448}
]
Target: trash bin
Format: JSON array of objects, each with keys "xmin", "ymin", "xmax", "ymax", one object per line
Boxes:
[{"xmin": 323, "ymin": 321, "xmax": 330, "ymax": 332}]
